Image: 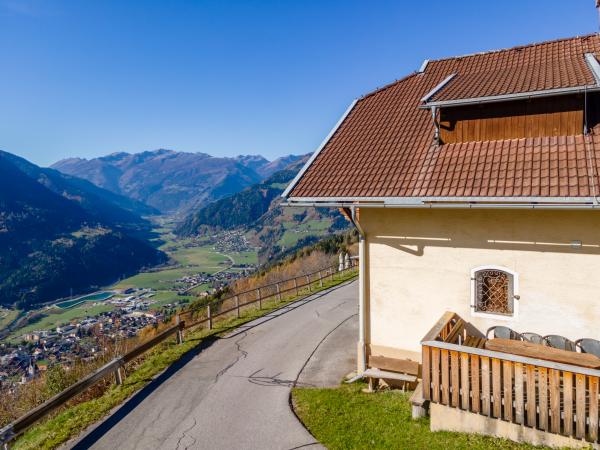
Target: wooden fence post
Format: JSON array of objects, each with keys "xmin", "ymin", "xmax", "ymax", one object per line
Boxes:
[
  {"xmin": 306, "ymin": 275, "xmax": 311, "ymax": 292},
  {"xmin": 235, "ymin": 295, "xmax": 240, "ymax": 318},
  {"xmin": 114, "ymin": 366, "xmax": 124, "ymax": 385},
  {"xmin": 257, "ymin": 288, "xmax": 262, "ymax": 309},
  {"xmin": 276, "ymin": 283, "xmax": 281, "ymax": 301},
  {"xmin": 319, "ymin": 271, "xmax": 323, "ymax": 288},
  {"xmin": 294, "ymin": 278, "xmax": 299, "ymax": 296},
  {"xmin": 330, "ymin": 268, "xmax": 334, "ymax": 281},
  {"xmin": 176, "ymin": 314, "xmax": 184, "ymax": 344},
  {"xmin": 207, "ymin": 304, "xmax": 212, "ymax": 330}
]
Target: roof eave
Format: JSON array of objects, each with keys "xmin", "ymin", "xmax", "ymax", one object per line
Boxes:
[
  {"xmin": 284, "ymin": 196, "xmax": 600, "ymax": 210},
  {"xmin": 420, "ymin": 84, "xmax": 600, "ymax": 109}
]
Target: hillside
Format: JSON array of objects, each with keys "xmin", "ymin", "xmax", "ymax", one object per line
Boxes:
[
  {"xmin": 175, "ymin": 158, "xmax": 348, "ymax": 263},
  {"xmin": 0, "ymin": 152, "xmax": 166, "ymax": 309},
  {"xmin": 1, "ymin": 151, "xmax": 158, "ymax": 231},
  {"xmin": 52, "ymin": 150, "xmax": 303, "ymax": 215}
]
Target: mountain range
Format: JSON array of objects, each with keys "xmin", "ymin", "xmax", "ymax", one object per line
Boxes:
[
  {"xmin": 176, "ymin": 157, "xmax": 348, "ymax": 263},
  {"xmin": 0, "ymin": 151, "xmax": 166, "ymax": 308},
  {"xmin": 52, "ymin": 150, "xmax": 304, "ymax": 216},
  {"xmin": 1, "ymin": 147, "xmax": 337, "ymax": 307}
]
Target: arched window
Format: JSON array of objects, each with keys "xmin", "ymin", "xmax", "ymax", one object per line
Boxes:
[{"xmin": 471, "ymin": 266, "xmax": 518, "ymax": 319}]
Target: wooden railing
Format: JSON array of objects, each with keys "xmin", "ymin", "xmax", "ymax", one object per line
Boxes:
[
  {"xmin": 177, "ymin": 260, "xmax": 357, "ymax": 331},
  {"xmin": 0, "ymin": 261, "xmax": 358, "ymax": 445},
  {"xmin": 421, "ymin": 313, "xmax": 600, "ymax": 444}
]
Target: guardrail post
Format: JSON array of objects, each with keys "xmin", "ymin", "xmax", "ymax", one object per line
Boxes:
[
  {"xmin": 257, "ymin": 288, "xmax": 262, "ymax": 309},
  {"xmin": 207, "ymin": 304, "xmax": 212, "ymax": 330},
  {"xmin": 294, "ymin": 278, "xmax": 299, "ymax": 296},
  {"xmin": 276, "ymin": 283, "xmax": 281, "ymax": 301},
  {"xmin": 306, "ymin": 275, "xmax": 311, "ymax": 292},
  {"xmin": 114, "ymin": 366, "xmax": 124, "ymax": 385},
  {"xmin": 235, "ymin": 295, "xmax": 240, "ymax": 318},
  {"xmin": 319, "ymin": 270, "xmax": 323, "ymax": 288},
  {"xmin": 176, "ymin": 314, "xmax": 184, "ymax": 344}
]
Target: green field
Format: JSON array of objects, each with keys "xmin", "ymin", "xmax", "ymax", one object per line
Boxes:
[
  {"xmin": 278, "ymin": 219, "xmax": 332, "ymax": 248},
  {"xmin": 147, "ymin": 291, "xmax": 195, "ymax": 308},
  {"xmin": 115, "ymin": 233, "xmax": 257, "ymax": 291},
  {"xmin": 8, "ymin": 303, "xmax": 114, "ymax": 340},
  {"xmin": 0, "ymin": 308, "xmax": 20, "ymax": 332},
  {"xmin": 229, "ymin": 251, "xmax": 258, "ymax": 266},
  {"xmin": 113, "ymin": 267, "xmax": 205, "ymax": 290}
]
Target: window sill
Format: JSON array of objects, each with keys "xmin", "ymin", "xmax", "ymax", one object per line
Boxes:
[{"xmin": 470, "ymin": 310, "xmax": 517, "ymax": 322}]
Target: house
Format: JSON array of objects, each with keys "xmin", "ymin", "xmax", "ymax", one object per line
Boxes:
[{"xmin": 283, "ymin": 32, "xmax": 600, "ymax": 446}]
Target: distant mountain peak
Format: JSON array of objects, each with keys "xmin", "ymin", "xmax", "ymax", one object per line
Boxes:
[{"xmin": 52, "ymin": 150, "xmax": 305, "ymax": 215}]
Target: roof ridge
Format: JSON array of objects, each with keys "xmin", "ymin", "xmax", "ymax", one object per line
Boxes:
[
  {"xmin": 359, "ymin": 72, "xmax": 419, "ymax": 101},
  {"xmin": 428, "ymin": 32, "xmax": 599, "ymax": 65},
  {"xmin": 357, "ymin": 33, "xmax": 600, "ymax": 104}
]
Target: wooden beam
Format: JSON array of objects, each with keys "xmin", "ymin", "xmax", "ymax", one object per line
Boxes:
[
  {"xmin": 485, "ymin": 338, "xmax": 600, "ymax": 369},
  {"xmin": 421, "ymin": 311, "xmax": 459, "ymax": 342},
  {"xmin": 368, "ymin": 355, "xmax": 420, "ymax": 376}
]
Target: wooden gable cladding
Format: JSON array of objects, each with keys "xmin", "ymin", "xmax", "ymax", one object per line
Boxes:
[{"xmin": 438, "ymin": 95, "xmax": 584, "ymax": 144}]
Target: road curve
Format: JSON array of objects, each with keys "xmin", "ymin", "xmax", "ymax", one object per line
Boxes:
[{"xmin": 70, "ymin": 280, "xmax": 358, "ymax": 450}]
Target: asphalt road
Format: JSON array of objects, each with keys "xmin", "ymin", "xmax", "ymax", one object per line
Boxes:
[{"xmin": 70, "ymin": 280, "xmax": 358, "ymax": 450}]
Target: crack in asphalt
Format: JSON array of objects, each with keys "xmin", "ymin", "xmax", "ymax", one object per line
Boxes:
[
  {"xmin": 245, "ymin": 369, "xmax": 314, "ymax": 388},
  {"xmin": 214, "ymin": 331, "xmax": 248, "ymax": 382},
  {"xmin": 174, "ymin": 417, "xmax": 198, "ymax": 450}
]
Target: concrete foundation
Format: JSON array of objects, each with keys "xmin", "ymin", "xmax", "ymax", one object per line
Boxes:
[{"xmin": 430, "ymin": 403, "xmax": 598, "ymax": 449}]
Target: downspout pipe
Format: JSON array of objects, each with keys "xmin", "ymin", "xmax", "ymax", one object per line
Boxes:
[{"xmin": 344, "ymin": 206, "xmax": 367, "ymax": 373}]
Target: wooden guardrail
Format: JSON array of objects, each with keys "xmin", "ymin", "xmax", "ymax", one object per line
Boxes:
[
  {"xmin": 178, "ymin": 261, "xmax": 357, "ymax": 331},
  {"xmin": 421, "ymin": 312, "xmax": 600, "ymax": 444},
  {"xmin": 0, "ymin": 260, "xmax": 357, "ymax": 445}
]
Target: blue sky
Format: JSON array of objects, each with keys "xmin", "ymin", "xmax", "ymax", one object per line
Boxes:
[{"xmin": 0, "ymin": 0, "xmax": 597, "ymax": 166}]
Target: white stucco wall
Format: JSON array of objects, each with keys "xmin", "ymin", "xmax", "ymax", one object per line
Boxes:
[{"xmin": 360, "ymin": 208, "xmax": 600, "ymax": 359}]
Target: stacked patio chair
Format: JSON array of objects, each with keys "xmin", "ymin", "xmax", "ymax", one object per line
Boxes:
[
  {"xmin": 543, "ymin": 334, "xmax": 576, "ymax": 351},
  {"xmin": 575, "ymin": 338, "xmax": 600, "ymax": 358},
  {"xmin": 486, "ymin": 326, "xmax": 521, "ymax": 340},
  {"xmin": 520, "ymin": 332, "xmax": 544, "ymax": 344}
]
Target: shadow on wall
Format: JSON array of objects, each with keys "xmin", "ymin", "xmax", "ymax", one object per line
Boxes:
[{"xmin": 367, "ymin": 209, "xmax": 600, "ymax": 256}]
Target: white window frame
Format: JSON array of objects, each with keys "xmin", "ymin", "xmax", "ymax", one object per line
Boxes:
[{"xmin": 470, "ymin": 265, "xmax": 519, "ymax": 321}]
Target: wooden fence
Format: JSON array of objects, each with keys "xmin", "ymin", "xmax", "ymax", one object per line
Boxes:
[
  {"xmin": 0, "ymin": 261, "xmax": 357, "ymax": 446},
  {"xmin": 421, "ymin": 313, "xmax": 600, "ymax": 444}
]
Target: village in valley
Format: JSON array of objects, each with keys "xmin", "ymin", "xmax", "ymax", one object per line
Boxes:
[{"xmin": 0, "ymin": 228, "xmax": 258, "ymax": 388}]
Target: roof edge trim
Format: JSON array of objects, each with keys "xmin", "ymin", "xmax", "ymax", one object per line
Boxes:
[
  {"xmin": 285, "ymin": 195, "xmax": 598, "ymax": 205},
  {"xmin": 281, "ymin": 99, "xmax": 358, "ymax": 199},
  {"xmin": 420, "ymin": 74, "xmax": 456, "ymax": 103},
  {"xmin": 421, "ymin": 84, "xmax": 600, "ymax": 108},
  {"xmin": 418, "ymin": 59, "xmax": 429, "ymax": 73},
  {"xmin": 585, "ymin": 53, "xmax": 600, "ymax": 85}
]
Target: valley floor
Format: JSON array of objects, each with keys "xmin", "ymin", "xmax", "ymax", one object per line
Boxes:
[{"xmin": 0, "ymin": 223, "xmax": 258, "ymax": 343}]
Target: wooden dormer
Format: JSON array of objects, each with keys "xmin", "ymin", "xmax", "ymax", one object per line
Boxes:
[{"xmin": 438, "ymin": 94, "xmax": 587, "ymax": 144}]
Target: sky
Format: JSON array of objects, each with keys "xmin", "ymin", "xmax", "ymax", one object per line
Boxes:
[{"xmin": 0, "ymin": 1, "xmax": 597, "ymax": 167}]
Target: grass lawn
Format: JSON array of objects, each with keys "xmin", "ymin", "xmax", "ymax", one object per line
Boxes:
[
  {"xmin": 13, "ymin": 271, "xmax": 358, "ymax": 450},
  {"xmin": 292, "ymin": 383, "xmax": 540, "ymax": 450}
]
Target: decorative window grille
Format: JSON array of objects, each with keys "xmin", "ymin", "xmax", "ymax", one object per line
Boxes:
[{"xmin": 473, "ymin": 269, "xmax": 514, "ymax": 315}]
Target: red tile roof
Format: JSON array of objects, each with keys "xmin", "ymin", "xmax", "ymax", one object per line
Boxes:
[{"xmin": 286, "ymin": 34, "xmax": 600, "ymax": 202}]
